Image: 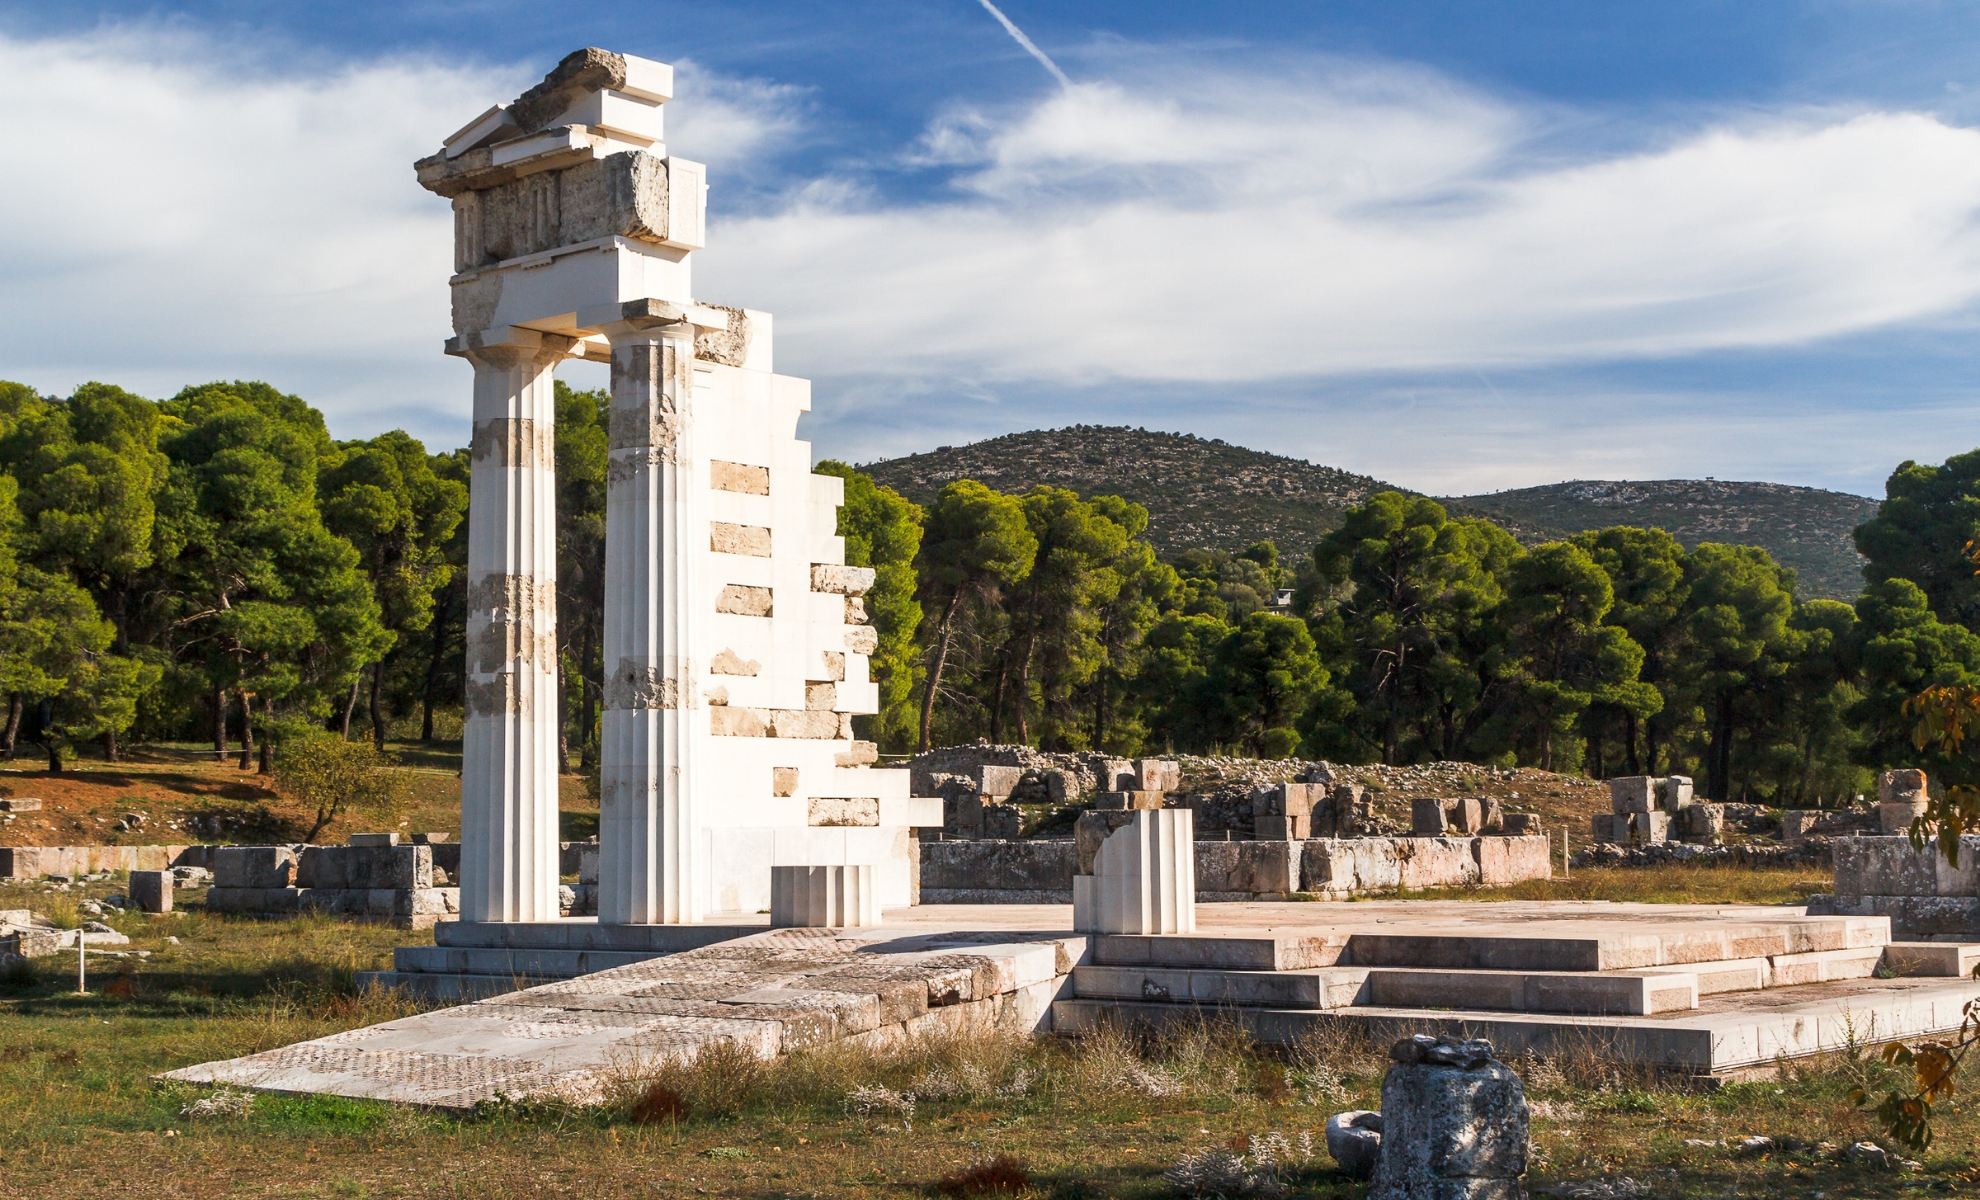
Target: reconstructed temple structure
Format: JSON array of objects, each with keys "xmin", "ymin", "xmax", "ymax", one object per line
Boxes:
[{"xmin": 420, "ymin": 48, "xmax": 937, "ymax": 926}]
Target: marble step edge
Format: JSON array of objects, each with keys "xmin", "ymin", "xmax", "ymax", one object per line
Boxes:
[
  {"xmin": 1050, "ymin": 981, "xmax": 1980, "ymax": 1073},
  {"xmin": 1089, "ymin": 917, "xmax": 1891, "ymax": 974},
  {"xmin": 1070, "ymin": 944, "xmax": 1969, "ymax": 1014}
]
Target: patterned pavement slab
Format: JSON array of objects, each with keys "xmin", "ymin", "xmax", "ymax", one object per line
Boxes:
[{"xmin": 163, "ymin": 926, "xmax": 1083, "ymax": 1109}]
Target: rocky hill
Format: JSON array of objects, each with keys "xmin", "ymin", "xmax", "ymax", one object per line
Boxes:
[
  {"xmin": 1452, "ymin": 480, "xmax": 1879, "ymax": 600},
  {"xmin": 858, "ymin": 427, "xmax": 1878, "ymax": 599},
  {"xmin": 859, "ymin": 426, "xmax": 1545, "ymax": 557}
]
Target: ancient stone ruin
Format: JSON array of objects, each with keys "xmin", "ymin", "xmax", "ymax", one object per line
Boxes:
[
  {"xmin": 418, "ymin": 47, "xmax": 938, "ymax": 929},
  {"xmin": 1370, "ymin": 1035, "xmax": 1528, "ymax": 1200}
]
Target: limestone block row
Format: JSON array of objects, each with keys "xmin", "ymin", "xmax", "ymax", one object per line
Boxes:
[
  {"xmin": 1090, "ymin": 758, "xmax": 1180, "ymax": 795},
  {"xmin": 920, "ymin": 841, "xmax": 1076, "ymax": 903},
  {"xmin": 1300, "ymin": 836, "xmax": 1553, "ymax": 898},
  {"xmin": 1411, "ymin": 797, "xmax": 1504, "ymax": 837},
  {"xmin": 1608, "ymin": 775, "xmax": 1694, "ymax": 815},
  {"xmin": 1832, "ymin": 836, "xmax": 1980, "ymax": 898},
  {"xmin": 944, "ymin": 795, "xmax": 1023, "ymax": 839},
  {"xmin": 297, "ymin": 845, "xmax": 433, "ymax": 891},
  {"xmin": 921, "ymin": 834, "xmax": 1554, "ymax": 904},
  {"xmin": 204, "ymin": 886, "xmax": 461, "ymax": 929},
  {"xmin": 0, "ymin": 844, "xmax": 192, "ymax": 879},
  {"xmin": 708, "ymin": 705, "xmax": 855, "ymax": 739},
  {"xmin": 1808, "ymin": 893, "xmax": 1980, "ymax": 941}
]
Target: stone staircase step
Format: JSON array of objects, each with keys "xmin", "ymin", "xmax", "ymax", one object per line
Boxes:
[
  {"xmin": 391, "ymin": 944, "xmax": 667, "ymax": 978},
  {"xmin": 1050, "ymin": 973, "xmax": 1980, "ymax": 1075},
  {"xmin": 1768, "ymin": 946, "xmax": 1885, "ymax": 986},
  {"xmin": 1091, "ymin": 933, "xmax": 1348, "ymax": 971},
  {"xmin": 356, "ymin": 969, "xmax": 552, "ymax": 1002},
  {"xmin": 1361, "ymin": 968, "xmax": 1697, "ymax": 1016},
  {"xmin": 432, "ymin": 919, "xmax": 762, "ymax": 952},
  {"xmin": 1070, "ymin": 965, "xmax": 1370, "ymax": 1009},
  {"xmin": 1635, "ymin": 957, "xmax": 1770, "ymax": 995},
  {"xmin": 1882, "ymin": 943, "xmax": 1980, "ymax": 977}
]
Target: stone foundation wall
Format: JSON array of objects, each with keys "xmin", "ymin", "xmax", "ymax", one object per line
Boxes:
[
  {"xmin": 0, "ymin": 845, "xmax": 193, "ymax": 878},
  {"xmin": 919, "ymin": 835, "xmax": 1551, "ymax": 903},
  {"xmin": 1808, "ymin": 835, "xmax": 1980, "ymax": 940},
  {"xmin": 205, "ymin": 885, "xmax": 461, "ymax": 929}
]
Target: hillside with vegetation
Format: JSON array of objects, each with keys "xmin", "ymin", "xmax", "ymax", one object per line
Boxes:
[
  {"xmin": 859, "ymin": 425, "xmax": 1549, "ymax": 554},
  {"xmin": 862, "ymin": 427, "xmax": 1871, "ymax": 598},
  {"xmin": 1452, "ymin": 479, "xmax": 1879, "ymax": 600}
]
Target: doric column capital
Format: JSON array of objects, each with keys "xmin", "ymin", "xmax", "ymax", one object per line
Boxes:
[{"xmin": 447, "ymin": 326, "xmax": 580, "ymax": 369}]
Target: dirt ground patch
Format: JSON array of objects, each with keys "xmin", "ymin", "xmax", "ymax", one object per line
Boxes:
[{"xmin": 0, "ymin": 743, "xmax": 597, "ymax": 847}]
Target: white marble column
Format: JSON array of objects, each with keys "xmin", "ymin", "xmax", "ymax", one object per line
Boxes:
[
  {"xmin": 598, "ymin": 311, "xmax": 701, "ymax": 924},
  {"xmin": 456, "ymin": 328, "xmax": 572, "ymax": 924}
]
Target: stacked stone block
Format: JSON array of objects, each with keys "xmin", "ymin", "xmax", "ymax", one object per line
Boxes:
[
  {"xmin": 1093, "ymin": 758, "xmax": 1180, "ymax": 811},
  {"xmin": 1880, "ymin": 769, "xmax": 1931, "ymax": 835},
  {"xmin": 1592, "ymin": 775, "xmax": 1721, "ymax": 845},
  {"xmin": 941, "ymin": 765, "xmax": 1028, "ymax": 840},
  {"xmin": 203, "ymin": 842, "xmax": 462, "ymax": 929}
]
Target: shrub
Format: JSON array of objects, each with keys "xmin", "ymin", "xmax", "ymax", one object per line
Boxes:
[{"xmin": 274, "ymin": 732, "xmax": 409, "ymax": 843}]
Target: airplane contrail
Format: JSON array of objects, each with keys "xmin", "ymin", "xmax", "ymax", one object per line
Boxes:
[{"xmin": 975, "ymin": 0, "xmax": 1073, "ymax": 88}]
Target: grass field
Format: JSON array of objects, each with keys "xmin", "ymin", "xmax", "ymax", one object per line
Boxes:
[{"xmin": 5, "ymin": 862, "xmax": 1976, "ymax": 1198}]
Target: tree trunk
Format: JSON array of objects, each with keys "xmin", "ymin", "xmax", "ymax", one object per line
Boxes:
[
  {"xmin": 1623, "ymin": 711, "xmax": 1640, "ymax": 775},
  {"xmin": 212, "ymin": 682, "xmax": 227, "ymax": 757},
  {"xmin": 579, "ymin": 625, "xmax": 596, "ymax": 769},
  {"xmin": 1014, "ymin": 639, "xmax": 1035, "ymax": 747},
  {"xmin": 339, "ymin": 677, "xmax": 359, "ymax": 740},
  {"xmin": 1708, "ymin": 693, "xmax": 1735, "ymax": 801},
  {"xmin": 259, "ymin": 695, "xmax": 274, "ymax": 775},
  {"xmin": 988, "ymin": 649, "xmax": 1009, "ymax": 745},
  {"xmin": 2, "ymin": 694, "xmax": 21, "ymax": 760},
  {"xmin": 45, "ymin": 738, "xmax": 62, "ymax": 774},
  {"xmin": 918, "ymin": 591, "xmax": 964, "ymax": 753},
  {"xmin": 369, "ymin": 661, "xmax": 387, "ymax": 750},
  {"xmin": 237, "ymin": 689, "xmax": 254, "ymax": 770},
  {"xmin": 103, "ymin": 728, "xmax": 118, "ymax": 763},
  {"xmin": 555, "ymin": 655, "xmax": 570, "ymax": 774}
]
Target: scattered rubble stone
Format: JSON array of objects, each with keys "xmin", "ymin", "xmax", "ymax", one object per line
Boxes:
[
  {"xmin": 1325, "ymin": 1110, "xmax": 1383, "ymax": 1179},
  {"xmin": 1575, "ymin": 839, "xmax": 1832, "ymax": 870}
]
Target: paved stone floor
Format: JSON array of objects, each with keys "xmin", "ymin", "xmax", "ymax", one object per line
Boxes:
[{"xmin": 165, "ymin": 901, "xmax": 1980, "ymax": 1104}]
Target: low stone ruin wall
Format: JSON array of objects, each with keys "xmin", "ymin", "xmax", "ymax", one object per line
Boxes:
[
  {"xmin": 1808, "ymin": 835, "xmax": 1980, "ymax": 940},
  {"xmin": 0, "ymin": 845, "xmax": 193, "ymax": 878},
  {"xmin": 203, "ymin": 844, "xmax": 460, "ymax": 930},
  {"xmin": 919, "ymin": 835, "xmax": 1551, "ymax": 903},
  {"xmin": 921, "ymin": 841, "xmax": 1078, "ymax": 903}
]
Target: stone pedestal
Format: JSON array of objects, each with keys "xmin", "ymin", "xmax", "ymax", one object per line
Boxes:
[
  {"xmin": 1371, "ymin": 1035, "xmax": 1528, "ymax": 1200},
  {"xmin": 597, "ymin": 313, "xmax": 701, "ymax": 925},
  {"xmin": 1881, "ymin": 769, "xmax": 1931, "ymax": 834},
  {"xmin": 129, "ymin": 871, "xmax": 171, "ymax": 914},
  {"xmin": 771, "ymin": 864, "xmax": 878, "ymax": 928},
  {"xmin": 1072, "ymin": 808, "xmax": 1195, "ymax": 935},
  {"xmin": 456, "ymin": 331, "xmax": 572, "ymax": 925}
]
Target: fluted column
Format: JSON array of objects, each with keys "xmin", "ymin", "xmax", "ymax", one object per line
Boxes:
[
  {"xmin": 456, "ymin": 329, "xmax": 573, "ymax": 924},
  {"xmin": 598, "ymin": 312, "xmax": 701, "ymax": 924}
]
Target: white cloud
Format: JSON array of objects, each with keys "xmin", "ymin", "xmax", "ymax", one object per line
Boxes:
[
  {"xmin": 0, "ymin": 30, "xmax": 800, "ymax": 444},
  {"xmin": 700, "ymin": 60, "xmax": 1980, "ymax": 384},
  {"xmin": 3, "ymin": 27, "xmax": 1979, "ymax": 494}
]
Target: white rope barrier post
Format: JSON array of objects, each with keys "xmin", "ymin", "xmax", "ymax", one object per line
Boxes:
[
  {"xmin": 76, "ymin": 927, "xmax": 86, "ymax": 995},
  {"xmin": 1562, "ymin": 829, "xmax": 1570, "ymax": 880}
]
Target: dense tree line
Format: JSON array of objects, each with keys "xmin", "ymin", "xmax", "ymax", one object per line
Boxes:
[{"xmin": 2, "ymin": 376, "xmax": 1977, "ymax": 806}]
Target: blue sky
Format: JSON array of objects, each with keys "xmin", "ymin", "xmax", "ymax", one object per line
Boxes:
[{"xmin": 4, "ymin": 2, "xmax": 1980, "ymax": 496}]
